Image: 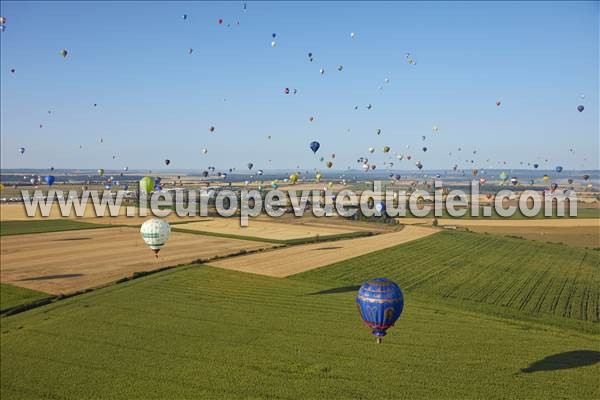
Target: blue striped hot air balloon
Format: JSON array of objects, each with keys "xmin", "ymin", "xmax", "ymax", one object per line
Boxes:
[{"xmin": 356, "ymin": 278, "xmax": 404, "ymax": 343}]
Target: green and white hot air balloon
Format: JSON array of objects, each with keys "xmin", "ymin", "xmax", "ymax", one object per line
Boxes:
[{"xmin": 140, "ymin": 218, "xmax": 171, "ymax": 257}]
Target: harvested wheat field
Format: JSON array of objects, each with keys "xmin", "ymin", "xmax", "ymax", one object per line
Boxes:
[
  {"xmin": 398, "ymin": 217, "xmax": 600, "ymax": 227},
  {"xmin": 0, "ymin": 227, "xmax": 275, "ymax": 295},
  {"xmin": 209, "ymin": 225, "xmax": 437, "ymax": 277},
  {"xmin": 176, "ymin": 218, "xmax": 362, "ymax": 240},
  {"xmin": 0, "ymin": 202, "xmax": 201, "ymax": 226}
]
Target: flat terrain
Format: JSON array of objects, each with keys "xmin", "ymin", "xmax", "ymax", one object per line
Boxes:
[
  {"xmin": 0, "ymin": 227, "xmax": 275, "ymax": 295},
  {"xmin": 175, "ymin": 218, "xmax": 363, "ymax": 240},
  {"xmin": 210, "ymin": 226, "xmax": 437, "ymax": 277},
  {"xmin": 1, "ymin": 265, "xmax": 598, "ymax": 399},
  {"xmin": 0, "ymin": 219, "xmax": 107, "ymax": 236},
  {"xmin": 295, "ymin": 230, "xmax": 600, "ymax": 328},
  {"xmin": 398, "ymin": 217, "xmax": 600, "ymax": 248},
  {"xmin": 0, "ymin": 202, "xmax": 197, "ymax": 225},
  {"xmin": 465, "ymin": 226, "xmax": 600, "ymax": 249},
  {"xmin": 0, "ymin": 283, "xmax": 49, "ymax": 311}
]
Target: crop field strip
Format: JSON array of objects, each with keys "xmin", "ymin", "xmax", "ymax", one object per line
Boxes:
[
  {"xmin": 0, "ymin": 227, "xmax": 276, "ymax": 294},
  {"xmin": 294, "ymin": 231, "xmax": 600, "ymax": 323},
  {"xmin": 209, "ymin": 225, "xmax": 437, "ymax": 277},
  {"xmin": 2, "ymin": 265, "xmax": 599, "ymax": 399}
]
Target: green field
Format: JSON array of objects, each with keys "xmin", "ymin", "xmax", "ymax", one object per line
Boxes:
[
  {"xmin": 172, "ymin": 226, "xmax": 374, "ymax": 245},
  {"xmin": 0, "ymin": 284, "xmax": 50, "ymax": 311},
  {"xmin": 295, "ymin": 231, "xmax": 600, "ymax": 331},
  {"xmin": 0, "ymin": 220, "xmax": 107, "ymax": 236},
  {"xmin": 1, "ymin": 232, "xmax": 599, "ymax": 399}
]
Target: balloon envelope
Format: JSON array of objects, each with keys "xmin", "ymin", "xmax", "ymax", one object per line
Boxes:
[
  {"xmin": 356, "ymin": 278, "xmax": 404, "ymax": 341},
  {"xmin": 44, "ymin": 175, "xmax": 55, "ymax": 186},
  {"xmin": 140, "ymin": 218, "xmax": 171, "ymax": 257},
  {"xmin": 309, "ymin": 141, "xmax": 320, "ymax": 154},
  {"xmin": 139, "ymin": 176, "xmax": 155, "ymax": 193}
]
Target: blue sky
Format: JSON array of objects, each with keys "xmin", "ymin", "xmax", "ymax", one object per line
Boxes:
[{"xmin": 1, "ymin": 1, "xmax": 598, "ymax": 171}]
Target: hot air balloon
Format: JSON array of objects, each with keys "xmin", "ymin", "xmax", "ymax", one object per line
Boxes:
[
  {"xmin": 315, "ymin": 172, "xmax": 322, "ymax": 182},
  {"xmin": 44, "ymin": 175, "xmax": 55, "ymax": 186},
  {"xmin": 326, "ymin": 161, "xmax": 333, "ymax": 168},
  {"xmin": 543, "ymin": 175, "xmax": 549, "ymax": 183},
  {"xmin": 555, "ymin": 166, "xmax": 563, "ymax": 173},
  {"xmin": 337, "ymin": 65, "xmax": 343, "ymax": 72},
  {"xmin": 97, "ymin": 168, "xmax": 104, "ymax": 176},
  {"xmin": 533, "ymin": 163, "xmax": 539, "ymax": 169},
  {"xmin": 18, "ymin": 147, "xmax": 25, "ymax": 155},
  {"xmin": 60, "ymin": 49, "xmax": 68, "ymax": 58},
  {"xmin": 376, "ymin": 129, "xmax": 382, "ymax": 135},
  {"xmin": 583, "ymin": 174, "xmax": 590, "ymax": 181},
  {"xmin": 479, "ymin": 177, "xmax": 486, "ymax": 185},
  {"xmin": 577, "ymin": 105, "xmax": 584, "ymax": 112},
  {"xmin": 319, "ymin": 68, "xmax": 325, "ymax": 75},
  {"xmin": 416, "ymin": 161, "xmax": 423, "ymax": 170},
  {"xmin": 356, "ymin": 278, "xmax": 404, "ymax": 343},
  {"xmin": 140, "ymin": 218, "xmax": 171, "ymax": 258},
  {"xmin": 310, "ymin": 141, "xmax": 320, "ymax": 154},
  {"xmin": 383, "ymin": 146, "xmax": 391, "ymax": 153},
  {"xmin": 567, "ymin": 179, "xmax": 573, "ymax": 185},
  {"xmin": 550, "ymin": 183, "xmax": 558, "ymax": 192},
  {"xmin": 422, "ymin": 147, "xmax": 427, "ymax": 152},
  {"xmin": 350, "ymin": 32, "xmax": 355, "ymax": 39},
  {"xmin": 362, "ymin": 163, "xmax": 369, "ymax": 172},
  {"xmin": 165, "ymin": 159, "xmax": 171, "ymax": 166},
  {"xmin": 499, "ymin": 171, "xmax": 508, "ymax": 181},
  {"xmin": 139, "ymin": 176, "xmax": 155, "ymax": 193},
  {"xmin": 209, "ymin": 126, "xmax": 215, "ymax": 133},
  {"xmin": 496, "ymin": 100, "xmax": 501, "ymax": 107},
  {"xmin": 247, "ymin": 162, "xmax": 253, "ymax": 170},
  {"xmin": 202, "ymin": 148, "xmax": 208, "ymax": 154},
  {"xmin": 289, "ymin": 173, "xmax": 298, "ymax": 184},
  {"xmin": 432, "ymin": 125, "xmax": 439, "ymax": 133},
  {"xmin": 510, "ymin": 177, "xmax": 518, "ymax": 185},
  {"xmin": 368, "ymin": 147, "xmax": 375, "ymax": 154},
  {"xmin": 397, "ymin": 154, "xmax": 403, "ymax": 160},
  {"xmin": 202, "ymin": 171, "xmax": 209, "ymax": 178}
]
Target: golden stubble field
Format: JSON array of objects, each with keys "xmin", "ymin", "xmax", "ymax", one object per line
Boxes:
[
  {"xmin": 175, "ymin": 218, "xmax": 364, "ymax": 240},
  {"xmin": 0, "ymin": 227, "xmax": 276, "ymax": 295},
  {"xmin": 209, "ymin": 225, "xmax": 438, "ymax": 277}
]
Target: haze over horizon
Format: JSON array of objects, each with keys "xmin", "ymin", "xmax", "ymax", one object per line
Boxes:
[{"xmin": 1, "ymin": 1, "xmax": 598, "ymax": 171}]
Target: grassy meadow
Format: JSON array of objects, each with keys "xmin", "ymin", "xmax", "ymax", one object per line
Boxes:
[
  {"xmin": 0, "ymin": 220, "xmax": 107, "ymax": 236},
  {"xmin": 295, "ymin": 231, "xmax": 600, "ymax": 331},
  {"xmin": 0, "ymin": 284, "xmax": 50, "ymax": 311},
  {"xmin": 1, "ymin": 231, "xmax": 599, "ymax": 399}
]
